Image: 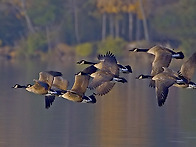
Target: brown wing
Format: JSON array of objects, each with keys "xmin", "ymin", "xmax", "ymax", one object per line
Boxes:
[
  {"xmin": 52, "ymin": 76, "xmax": 69, "ymax": 90},
  {"xmin": 95, "ymin": 82, "xmax": 115, "ymax": 96},
  {"xmin": 71, "ymin": 74, "xmax": 90, "ymax": 95},
  {"xmin": 149, "ymin": 51, "xmax": 172, "ymax": 88},
  {"xmin": 38, "ymin": 72, "xmax": 55, "ymax": 88},
  {"xmin": 155, "ymin": 80, "xmax": 170, "ymax": 107},
  {"xmin": 180, "ymin": 52, "xmax": 196, "ymax": 81},
  {"xmin": 38, "ymin": 71, "xmax": 63, "ymax": 88},
  {"xmin": 154, "ymin": 73, "xmax": 176, "ymax": 106},
  {"xmin": 151, "ymin": 51, "xmax": 172, "ymax": 76},
  {"xmin": 96, "ymin": 52, "xmax": 119, "ymax": 76},
  {"xmin": 88, "ymin": 71, "xmax": 113, "ymax": 90}
]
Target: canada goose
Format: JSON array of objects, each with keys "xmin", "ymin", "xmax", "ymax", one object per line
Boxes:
[
  {"xmin": 136, "ymin": 67, "xmax": 186, "ymax": 106},
  {"xmin": 57, "ymin": 72, "xmax": 96, "ymax": 103},
  {"xmin": 152, "ymin": 67, "xmax": 184, "ymax": 106},
  {"xmin": 132, "ymin": 46, "xmax": 184, "ymax": 87},
  {"xmin": 135, "ymin": 49, "xmax": 173, "ymax": 87},
  {"xmin": 129, "ymin": 45, "xmax": 184, "ymax": 59},
  {"xmin": 89, "ymin": 70, "xmax": 127, "ymax": 89},
  {"xmin": 77, "ymin": 60, "xmax": 132, "ymax": 74},
  {"xmin": 77, "ymin": 52, "xmax": 128, "ymax": 95},
  {"xmin": 140, "ymin": 52, "xmax": 196, "ymax": 106},
  {"xmin": 13, "ymin": 71, "xmax": 63, "ymax": 109},
  {"xmin": 77, "ymin": 52, "xmax": 132, "ymax": 74},
  {"xmin": 79, "ymin": 65, "xmax": 117, "ymax": 96},
  {"xmin": 174, "ymin": 52, "xmax": 196, "ymax": 88}
]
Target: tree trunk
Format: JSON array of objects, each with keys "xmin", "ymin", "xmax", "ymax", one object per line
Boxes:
[
  {"xmin": 73, "ymin": 0, "xmax": 80, "ymax": 43},
  {"xmin": 128, "ymin": 12, "xmax": 133, "ymax": 41},
  {"xmin": 139, "ymin": 0, "xmax": 149, "ymax": 41},
  {"xmin": 114, "ymin": 16, "xmax": 119, "ymax": 38},
  {"xmin": 102, "ymin": 13, "xmax": 106, "ymax": 41},
  {"xmin": 109, "ymin": 14, "xmax": 114, "ymax": 38},
  {"xmin": 46, "ymin": 26, "xmax": 52, "ymax": 52},
  {"xmin": 20, "ymin": 0, "xmax": 35, "ymax": 34},
  {"xmin": 136, "ymin": 18, "xmax": 140, "ymax": 41}
]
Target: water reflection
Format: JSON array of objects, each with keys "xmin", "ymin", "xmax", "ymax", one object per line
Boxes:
[{"xmin": 0, "ymin": 55, "xmax": 196, "ymax": 147}]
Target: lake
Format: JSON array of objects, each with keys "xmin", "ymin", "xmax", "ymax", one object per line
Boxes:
[{"xmin": 0, "ymin": 54, "xmax": 196, "ymax": 147}]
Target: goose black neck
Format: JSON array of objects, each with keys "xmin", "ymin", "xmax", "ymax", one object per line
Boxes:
[
  {"xmin": 129, "ymin": 48, "xmax": 149, "ymax": 52},
  {"xmin": 16, "ymin": 85, "xmax": 27, "ymax": 88},
  {"xmin": 136, "ymin": 48, "xmax": 149, "ymax": 52},
  {"xmin": 143, "ymin": 75, "xmax": 153, "ymax": 79},
  {"xmin": 82, "ymin": 65, "xmax": 98, "ymax": 74},
  {"xmin": 136, "ymin": 74, "xmax": 153, "ymax": 79}
]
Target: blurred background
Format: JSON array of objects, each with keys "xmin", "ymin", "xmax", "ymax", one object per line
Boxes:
[
  {"xmin": 0, "ymin": 0, "xmax": 196, "ymax": 147},
  {"xmin": 0, "ymin": 0, "xmax": 195, "ymax": 60}
]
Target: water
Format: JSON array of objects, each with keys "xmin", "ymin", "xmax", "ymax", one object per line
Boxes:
[{"xmin": 0, "ymin": 55, "xmax": 196, "ymax": 147}]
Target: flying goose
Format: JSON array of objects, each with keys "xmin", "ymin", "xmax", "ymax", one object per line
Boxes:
[
  {"xmin": 132, "ymin": 45, "xmax": 184, "ymax": 87},
  {"xmin": 13, "ymin": 71, "xmax": 63, "ymax": 109},
  {"xmin": 77, "ymin": 52, "xmax": 128, "ymax": 96},
  {"xmin": 135, "ymin": 48, "xmax": 174, "ymax": 87},
  {"xmin": 129, "ymin": 45, "xmax": 184, "ymax": 59},
  {"xmin": 152, "ymin": 67, "xmax": 183, "ymax": 106},
  {"xmin": 77, "ymin": 52, "xmax": 132, "ymax": 74},
  {"xmin": 57, "ymin": 72, "xmax": 96, "ymax": 103},
  {"xmin": 144, "ymin": 52, "xmax": 196, "ymax": 106},
  {"xmin": 174, "ymin": 52, "xmax": 196, "ymax": 88}
]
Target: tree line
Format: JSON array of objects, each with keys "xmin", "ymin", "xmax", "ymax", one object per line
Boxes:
[{"xmin": 0, "ymin": 0, "xmax": 195, "ymax": 57}]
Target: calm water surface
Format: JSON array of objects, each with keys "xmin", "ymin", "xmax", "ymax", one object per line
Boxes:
[{"xmin": 0, "ymin": 55, "xmax": 196, "ymax": 147}]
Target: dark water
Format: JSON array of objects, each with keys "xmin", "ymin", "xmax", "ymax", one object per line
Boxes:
[{"xmin": 0, "ymin": 55, "xmax": 196, "ymax": 147}]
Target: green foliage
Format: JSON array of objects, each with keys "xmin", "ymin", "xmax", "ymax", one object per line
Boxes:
[
  {"xmin": 96, "ymin": 37, "xmax": 127, "ymax": 56},
  {"xmin": 0, "ymin": 10, "xmax": 25, "ymax": 45},
  {"xmin": 1, "ymin": 0, "xmax": 196, "ymax": 58},
  {"xmin": 179, "ymin": 38, "xmax": 196, "ymax": 55},
  {"xmin": 25, "ymin": 32, "xmax": 47, "ymax": 56},
  {"xmin": 151, "ymin": 0, "xmax": 196, "ymax": 53},
  {"xmin": 28, "ymin": 0, "xmax": 57, "ymax": 26},
  {"xmin": 75, "ymin": 43, "xmax": 94, "ymax": 57}
]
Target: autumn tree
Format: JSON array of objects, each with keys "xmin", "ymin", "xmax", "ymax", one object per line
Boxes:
[
  {"xmin": 121, "ymin": 0, "xmax": 136, "ymax": 41},
  {"xmin": 97, "ymin": 0, "xmax": 122, "ymax": 40}
]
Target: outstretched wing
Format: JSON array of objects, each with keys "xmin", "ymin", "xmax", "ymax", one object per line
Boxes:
[
  {"xmin": 52, "ymin": 76, "xmax": 69, "ymax": 91},
  {"xmin": 45, "ymin": 96, "xmax": 55, "ymax": 109},
  {"xmin": 97, "ymin": 51, "xmax": 117, "ymax": 63},
  {"xmin": 150, "ymin": 51, "xmax": 172, "ymax": 88},
  {"xmin": 97, "ymin": 52, "xmax": 119, "ymax": 75},
  {"xmin": 71, "ymin": 74, "xmax": 90, "ymax": 95},
  {"xmin": 39, "ymin": 71, "xmax": 62, "ymax": 88},
  {"xmin": 155, "ymin": 78, "xmax": 175, "ymax": 107},
  {"xmin": 179, "ymin": 52, "xmax": 196, "ymax": 81},
  {"xmin": 151, "ymin": 51, "xmax": 172, "ymax": 77},
  {"xmin": 95, "ymin": 82, "xmax": 115, "ymax": 96},
  {"xmin": 88, "ymin": 71, "xmax": 113, "ymax": 90}
]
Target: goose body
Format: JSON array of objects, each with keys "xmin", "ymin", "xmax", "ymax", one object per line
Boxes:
[
  {"xmin": 77, "ymin": 52, "xmax": 128, "ymax": 96},
  {"xmin": 132, "ymin": 45, "xmax": 184, "ymax": 87},
  {"xmin": 129, "ymin": 45, "xmax": 184, "ymax": 59},
  {"xmin": 13, "ymin": 71, "xmax": 63, "ymax": 109},
  {"xmin": 58, "ymin": 72, "xmax": 96, "ymax": 103},
  {"xmin": 144, "ymin": 52, "xmax": 196, "ymax": 106},
  {"xmin": 173, "ymin": 52, "xmax": 196, "ymax": 88},
  {"xmin": 152, "ymin": 69, "xmax": 182, "ymax": 106}
]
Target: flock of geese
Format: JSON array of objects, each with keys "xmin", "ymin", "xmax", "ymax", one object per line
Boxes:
[{"xmin": 12, "ymin": 45, "xmax": 196, "ymax": 109}]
